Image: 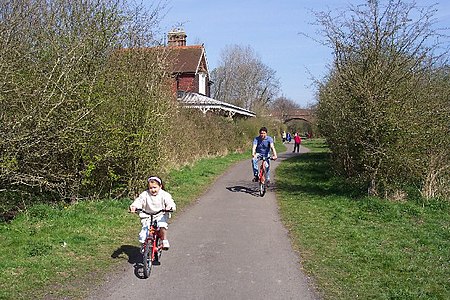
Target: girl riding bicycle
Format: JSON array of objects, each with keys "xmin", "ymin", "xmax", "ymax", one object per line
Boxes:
[{"xmin": 130, "ymin": 176, "xmax": 176, "ymax": 250}]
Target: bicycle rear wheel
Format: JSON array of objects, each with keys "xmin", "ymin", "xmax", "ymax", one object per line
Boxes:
[
  {"xmin": 154, "ymin": 237, "xmax": 163, "ymax": 262},
  {"xmin": 142, "ymin": 242, "xmax": 152, "ymax": 278}
]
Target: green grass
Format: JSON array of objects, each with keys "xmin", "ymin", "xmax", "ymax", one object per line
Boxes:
[
  {"xmin": 0, "ymin": 199, "xmax": 137, "ymax": 299},
  {"xmin": 276, "ymin": 139, "xmax": 450, "ymax": 300},
  {"xmin": 0, "ymin": 145, "xmax": 277, "ymax": 299}
]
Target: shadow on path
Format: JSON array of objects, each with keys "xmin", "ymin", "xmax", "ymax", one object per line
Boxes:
[
  {"xmin": 111, "ymin": 245, "xmax": 156, "ymax": 279},
  {"xmin": 226, "ymin": 183, "xmax": 276, "ymax": 197},
  {"xmin": 226, "ymin": 185, "xmax": 259, "ymax": 197}
]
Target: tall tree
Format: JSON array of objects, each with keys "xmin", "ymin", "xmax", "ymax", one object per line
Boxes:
[{"xmin": 210, "ymin": 45, "xmax": 280, "ymax": 113}]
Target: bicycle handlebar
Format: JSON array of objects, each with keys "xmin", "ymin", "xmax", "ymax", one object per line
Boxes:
[
  {"xmin": 133, "ymin": 208, "xmax": 173, "ymax": 215},
  {"xmin": 259, "ymin": 156, "xmax": 274, "ymax": 161}
]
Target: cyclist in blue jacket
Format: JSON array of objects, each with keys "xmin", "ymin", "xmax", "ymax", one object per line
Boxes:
[{"xmin": 251, "ymin": 127, "xmax": 277, "ymax": 183}]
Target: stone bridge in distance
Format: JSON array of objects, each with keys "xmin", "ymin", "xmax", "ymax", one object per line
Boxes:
[{"xmin": 270, "ymin": 108, "xmax": 315, "ymax": 123}]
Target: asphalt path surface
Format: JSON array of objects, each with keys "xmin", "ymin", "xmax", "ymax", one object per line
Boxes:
[{"xmin": 86, "ymin": 144, "xmax": 318, "ymax": 300}]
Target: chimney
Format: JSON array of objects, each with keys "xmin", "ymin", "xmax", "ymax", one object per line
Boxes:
[{"xmin": 168, "ymin": 28, "xmax": 187, "ymax": 46}]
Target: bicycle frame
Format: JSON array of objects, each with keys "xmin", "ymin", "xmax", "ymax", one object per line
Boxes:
[
  {"xmin": 258, "ymin": 157, "xmax": 268, "ymax": 183},
  {"xmin": 143, "ymin": 218, "xmax": 162, "ymax": 257},
  {"xmin": 135, "ymin": 208, "xmax": 170, "ymax": 278}
]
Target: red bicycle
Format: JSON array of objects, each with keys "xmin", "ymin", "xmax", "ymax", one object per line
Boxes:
[
  {"xmin": 134, "ymin": 208, "xmax": 172, "ymax": 278},
  {"xmin": 257, "ymin": 156, "xmax": 272, "ymax": 197}
]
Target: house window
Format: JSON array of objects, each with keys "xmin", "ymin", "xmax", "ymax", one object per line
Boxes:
[
  {"xmin": 199, "ymin": 72, "xmax": 206, "ymax": 95},
  {"xmin": 177, "ymin": 90, "xmax": 185, "ymax": 99}
]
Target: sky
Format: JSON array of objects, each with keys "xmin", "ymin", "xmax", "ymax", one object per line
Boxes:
[{"xmin": 154, "ymin": 0, "xmax": 450, "ymax": 108}]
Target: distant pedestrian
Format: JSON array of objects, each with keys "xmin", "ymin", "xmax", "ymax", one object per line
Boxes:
[
  {"xmin": 282, "ymin": 131, "xmax": 287, "ymax": 143},
  {"xmin": 293, "ymin": 132, "xmax": 301, "ymax": 153},
  {"xmin": 286, "ymin": 132, "xmax": 291, "ymax": 143}
]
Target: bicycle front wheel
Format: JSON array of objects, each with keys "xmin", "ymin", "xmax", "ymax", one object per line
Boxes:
[
  {"xmin": 259, "ymin": 168, "xmax": 266, "ymax": 197},
  {"xmin": 142, "ymin": 242, "xmax": 153, "ymax": 278},
  {"xmin": 259, "ymin": 182, "xmax": 266, "ymax": 197}
]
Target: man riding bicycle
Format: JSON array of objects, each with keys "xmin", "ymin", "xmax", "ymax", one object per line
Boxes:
[{"xmin": 252, "ymin": 127, "xmax": 277, "ymax": 183}]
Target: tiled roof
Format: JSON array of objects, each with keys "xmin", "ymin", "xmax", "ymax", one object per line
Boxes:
[
  {"xmin": 167, "ymin": 45, "xmax": 204, "ymax": 73},
  {"xmin": 115, "ymin": 45, "xmax": 205, "ymax": 74}
]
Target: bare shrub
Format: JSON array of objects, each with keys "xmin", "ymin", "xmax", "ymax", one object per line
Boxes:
[{"xmin": 315, "ymin": 0, "xmax": 449, "ymax": 200}]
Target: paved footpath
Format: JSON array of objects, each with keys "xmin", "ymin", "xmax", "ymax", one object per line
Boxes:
[{"xmin": 86, "ymin": 144, "xmax": 318, "ymax": 300}]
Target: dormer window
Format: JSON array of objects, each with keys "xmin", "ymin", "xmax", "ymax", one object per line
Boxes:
[{"xmin": 198, "ymin": 72, "xmax": 207, "ymax": 95}]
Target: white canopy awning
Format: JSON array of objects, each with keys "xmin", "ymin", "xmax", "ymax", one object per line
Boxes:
[{"xmin": 178, "ymin": 92, "xmax": 256, "ymax": 118}]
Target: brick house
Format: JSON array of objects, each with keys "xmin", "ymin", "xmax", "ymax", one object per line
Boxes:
[
  {"xmin": 165, "ymin": 29, "xmax": 255, "ymax": 118},
  {"xmin": 166, "ymin": 29, "xmax": 211, "ymax": 98}
]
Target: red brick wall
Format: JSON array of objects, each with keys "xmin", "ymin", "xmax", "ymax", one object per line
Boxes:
[
  {"xmin": 171, "ymin": 72, "xmax": 211, "ymax": 97},
  {"xmin": 177, "ymin": 74, "xmax": 196, "ymax": 92}
]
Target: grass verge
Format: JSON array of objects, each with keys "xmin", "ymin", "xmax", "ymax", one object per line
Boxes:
[
  {"xmin": 0, "ymin": 140, "xmax": 287, "ymax": 299},
  {"xmin": 276, "ymin": 139, "xmax": 449, "ymax": 299}
]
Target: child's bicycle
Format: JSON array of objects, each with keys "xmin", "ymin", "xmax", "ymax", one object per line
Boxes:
[
  {"xmin": 133, "ymin": 208, "xmax": 172, "ymax": 278},
  {"xmin": 257, "ymin": 156, "xmax": 272, "ymax": 197}
]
